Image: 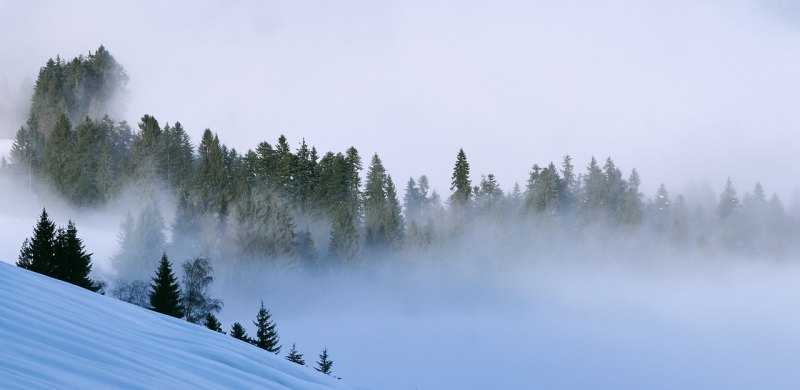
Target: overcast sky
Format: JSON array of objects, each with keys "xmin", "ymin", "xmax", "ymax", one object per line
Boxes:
[{"xmin": 3, "ymin": 0, "xmax": 800, "ymax": 200}]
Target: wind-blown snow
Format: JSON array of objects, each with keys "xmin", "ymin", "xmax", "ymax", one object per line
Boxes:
[{"xmin": 0, "ymin": 262, "xmax": 351, "ymax": 389}]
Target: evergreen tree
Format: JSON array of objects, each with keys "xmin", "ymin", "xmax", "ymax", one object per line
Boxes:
[
  {"xmin": 298, "ymin": 227, "xmax": 318, "ymax": 268},
  {"xmin": 230, "ymin": 322, "xmax": 251, "ymax": 343},
  {"xmin": 253, "ymin": 301, "xmax": 281, "ymax": 354},
  {"xmin": 196, "ymin": 129, "xmax": 228, "ymax": 213},
  {"xmin": 363, "ymin": 154, "xmax": 388, "ymax": 248},
  {"xmin": 54, "ymin": 221, "xmax": 100, "ymax": 291},
  {"xmin": 285, "ymin": 343, "xmax": 306, "ymax": 365},
  {"xmin": 149, "ymin": 253, "xmax": 183, "ymax": 318},
  {"xmin": 43, "ymin": 113, "xmax": 75, "ymax": 196},
  {"xmin": 718, "ymin": 178, "xmax": 738, "ymax": 219},
  {"xmin": 17, "ymin": 209, "xmax": 58, "ymax": 275},
  {"xmin": 450, "ymin": 148, "xmax": 472, "ymax": 207},
  {"xmin": 205, "ymin": 313, "xmax": 224, "ymax": 333},
  {"xmin": 315, "ymin": 347, "xmax": 333, "ymax": 375},
  {"xmin": 10, "ymin": 125, "xmax": 45, "ymax": 189},
  {"xmin": 620, "ymin": 169, "xmax": 643, "ymax": 225},
  {"xmin": 329, "ymin": 203, "xmax": 360, "ymax": 262},
  {"xmin": 652, "ymin": 183, "xmax": 671, "ymax": 231},
  {"xmin": 383, "ymin": 175, "xmax": 405, "ymax": 249}
]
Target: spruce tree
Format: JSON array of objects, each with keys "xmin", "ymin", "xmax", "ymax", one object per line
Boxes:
[
  {"xmin": 450, "ymin": 148, "xmax": 472, "ymax": 207},
  {"xmin": 149, "ymin": 253, "xmax": 183, "ymax": 318},
  {"xmin": 329, "ymin": 203, "xmax": 360, "ymax": 262},
  {"xmin": 54, "ymin": 221, "xmax": 99, "ymax": 291},
  {"xmin": 253, "ymin": 301, "xmax": 281, "ymax": 354},
  {"xmin": 315, "ymin": 347, "xmax": 333, "ymax": 375},
  {"xmin": 17, "ymin": 208, "xmax": 58, "ymax": 275},
  {"xmin": 718, "ymin": 178, "xmax": 739, "ymax": 219},
  {"xmin": 205, "ymin": 313, "xmax": 224, "ymax": 333},
  {"xmin": 285, "ymin": 343, "xmax": 306, "ymax": 365},
  {"xmin": 230, "ymin": 322, "xmax": 251, "ymax": 343}
]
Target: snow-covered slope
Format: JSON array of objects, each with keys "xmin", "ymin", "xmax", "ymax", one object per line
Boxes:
[{"xmin": 0, "ymin": 263, "xmax": 352, "ymax": 389}]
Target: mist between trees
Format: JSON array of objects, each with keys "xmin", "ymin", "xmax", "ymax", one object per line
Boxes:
[{"xmin": 2, "ymin": 46, "xmax": 798, "ymax": 286}]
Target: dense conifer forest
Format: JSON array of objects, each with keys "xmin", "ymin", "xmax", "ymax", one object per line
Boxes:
[{"xmin": 3, "ymin": 46, "xmax": 797, "ymax": 288}]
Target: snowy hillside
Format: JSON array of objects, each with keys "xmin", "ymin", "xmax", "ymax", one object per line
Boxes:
[{"xmin": 0, "ymin": 263, "xmax": 352, "ymax": 389}]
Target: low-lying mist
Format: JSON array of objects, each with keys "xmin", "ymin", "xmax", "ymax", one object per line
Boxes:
[{"xmin": 3, "ymin": 172, "xmax": 800, "ymax": 389}]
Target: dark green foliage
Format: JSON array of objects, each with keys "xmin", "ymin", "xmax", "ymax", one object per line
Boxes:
[
  {"xmin": 18, "ymin": 210, "xmax": 99, "ymax": 291},
  {"xmin": 364, "ymin": 153, "xmax": 388, "ymax": 248},
  {"xmin": 253, "ymin": 301, "xmax": 281, "ymax": 354},
  {"xmin": 205, "ymin": 313, "xmax": 224, "ymax": 333},
  {"xmin": 286, "ymin": 343, "xmax": 306, "ymax": 365},
  {"xmin": 54, "ymin": 221, "xmax": 100, "ymax": 291},
  {"xmin": 315, "ymin": 347, "xmax": 333, "ymax": 375},
  {"xmin": 619, "ymin": 169, "xmax": 643, "ymax": 225},
  {"xmin": 450, "ymin": 148, "xmax": 472, "ymax": 207},
  {"xmin": 230, "ymin": 322, "xmax": 251, "ymax": 343},
  {"xmin": 149, "ymin": 253, "xmax": 183, "ymax": 318},
  {"xmin": 27, "ymin": 46, "xmax": 127, "ymax": 136},
  {"xmin": 196, "ymin": 129, "xmax": 228, "ymax": 213},
  {"xmin": 525, "ymin": 163, "xmax": 561, "ymax": 215},
  {"xmin": 181, "ymin": 258, "xmax": 223, "ymax": 324},
  {"xmin": 17, "ymin": 209, "xmax": 58, "ymax": 274},
  {"xmin": 163, "ymin": 122, "xmax": 194, "ymax": 190}
]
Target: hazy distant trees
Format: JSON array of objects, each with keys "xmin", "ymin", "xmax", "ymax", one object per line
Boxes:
[{"xmin": 7, "ymin": 45, "xmax": 800, "ymax": 275}]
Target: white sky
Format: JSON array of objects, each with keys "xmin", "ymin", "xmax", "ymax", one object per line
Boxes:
[{"xmin": 2, "ymin": 0, "xmax": 800, "ymax": 199}]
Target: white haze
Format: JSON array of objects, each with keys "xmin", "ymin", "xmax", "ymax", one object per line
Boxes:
[{"xmin": 3, "ymin": 1, "xmax": 800, "ymax": 389}]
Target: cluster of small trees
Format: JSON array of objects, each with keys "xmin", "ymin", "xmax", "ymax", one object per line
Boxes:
[
  {"xmin": 138, "ymin": 253, "xmax": 335, "ymax": 375},
  {"xmin": 16, "ymin": 209, "xmax": 100, "ymax": 292},
  {"xmin": 15, "ymin": 211, "xmax": 337, "ymax": 376}
]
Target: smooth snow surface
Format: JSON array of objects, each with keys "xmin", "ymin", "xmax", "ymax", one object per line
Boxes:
[{"xmin": 0, "ymin": 263, "xmax": 352, "ymax": 390}]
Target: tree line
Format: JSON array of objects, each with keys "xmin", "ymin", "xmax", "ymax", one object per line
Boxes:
[{"xmin": 4, "ymin": 46, "xmax": 798, "ymax": 273}]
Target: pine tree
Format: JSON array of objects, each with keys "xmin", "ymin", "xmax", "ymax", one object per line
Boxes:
[
  {"xmin": 149, "ymin": 253, "xmax": 183, "ymax": 318},
  {"xmin": 253, "ymin": 301, "xmax": 281, "ymax": 354},
  {"xmin": 54, "ymin": 221, "xmax": 99, "ymax": 291},
  {"xmin": 329, "ymin": 203, "xmax": 360, "ymax": 262},
  {"xmin": 718, "ymin": 178, "xmax": 738, "ymax": 219},
  {"xmin": 205, "ymin": 313, "xmax": 224, "ymax": 333},
  {"xmin": 450, "ymin": 148, "xmax": 472, "ymax": 207},
  {"xmin": 363, "ymin": 153, "xmax": 388, "ymax": 248},
  {"xmin": 17, "ymin": 209, "xmax": 58, "ymax": 275},
  {"xmin": 383, "ymin": 175, "xmax": 405, "ymax": 250},
  {"xmin": 285, "ymin": 343, "xmax": 306, "ymax": 365},
  {"xmin": 230, "ymin": 322, "xmax": 251, "ymax": 343},
  {"xmin": 315, "ymin": 347, "xmax": 333, "ymax": 375}
]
